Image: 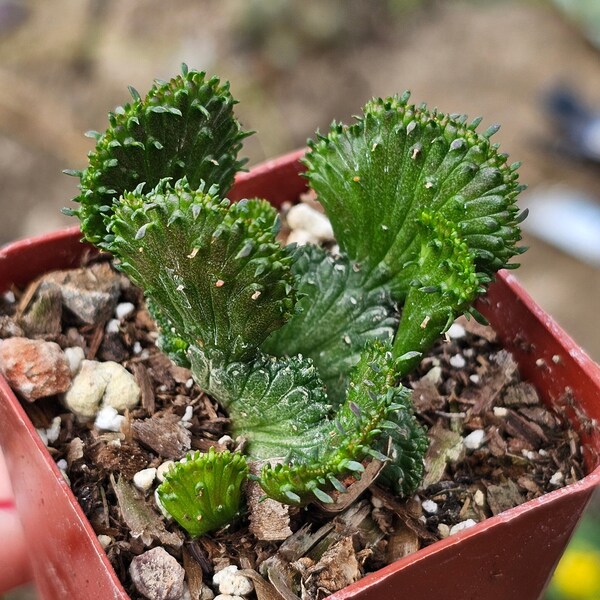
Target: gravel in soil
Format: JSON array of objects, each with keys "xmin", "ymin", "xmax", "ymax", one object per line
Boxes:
[{"xmin": 0, "ymin": 254, "xmax": 585, "ymax": 600}]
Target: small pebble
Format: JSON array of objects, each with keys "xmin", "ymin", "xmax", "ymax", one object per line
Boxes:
[
  {"xmin": 185, "ymin": 378, "xmax": 194, "ymax": 389},
  {"xmin": 155, "ymin": 489, "xmax": 171, "ymax": 519},
  {"xmin": 550, "ymin": 471, "xmax": 564, "ymax": 486},
  {"xmin": 101, "ymin": 362, "xmax": 141, "ymax": 412},
  {"xmin": 463, "ymin": 429, "xmax": 485, "ymax": 450},
  {"xmin": 56, "ymin": 458, "xmax": 68, "ymax": 471},
  {"xmin": 105, "ymin": 319, "xmax": 120, "ymax": 334},
  {"xmin": 181, "ymin": 406, "xmax": 194, "ymax": 422},
  {"xmin": 437, "ymin": 523, "xmax": 450, "ymax": 538},
  {"xmin": 133, "ymin": 341, "xmax": 143, "ymax": 355},
  {"xmin": 64, "ymin": 346, "xmax": 85, "ymax": 375},
  {"xmin": 129, "ymin": 547, "xmax": 185, "ymax": 600},
  {"xmin": 133, "ymin": 467, "xmax": 157, "ymax": 492},
  {"xmin": 46, "ymin": 416, "xmax": 62, "ymax": 444},
  {"xmin": 474, "ymin": 490, "xmax": 485, "ymax": 507},
  {"xmin": 371, "ymin": 496, "xmax": 384, "ymax": 509},
  {"xmin": 157, "ymin": 460, "xmax": 176, "ymax": 482},
  {"xmin": 3, "ymin": 290, "xmax": 15, "ymax": 303},
  {"xmin": 218, "ymin": 435, "xmax": 233, "ymax": 447},
  {"xmin": 449, "ymin": 519, "xmax": 477, "ymax": 536},
  {"xmin": 214, "ymin": 596, "xmax": 244, "ymax": 600},
  {"xmin": 213, "ymin": 565, "xmax": 254, "ymax": 597},
  {"xmin": 422, "ymin": 499, "xmax": 439, "ymax": 514},
  {"xmin": 97, "ymin": 534, "xmax": 113, "ymax": 549},
  {"xmin": 493, "ymin": 406, "xmax": 508, "ymax": 417},
  {"xmin": 94, "ymin": 406, "xmax": 125, "ymax": 432},
  {"xmin": 422, "ymin": 366, "xmax": 442, "ymax": 385},
  {"xmin": 286, "ymin": 228, "xmax": 317, "ymax": 246},
  {"xmin": 469, "ymin": 374, "xmax": 480, "ymax": 384},
  {"xmin": 0, "ymin": 337, "xmax": 72, "ymax": 402},
  {"xmin": 449, "ymin": 354, "xmax": 466, "ymax": 369},
  {"xmin": 447, "ymin": 323, "xmax": 466, "ymax": 339},
  {"xmin": 115, "ymin": 302, "xmax": 136, "ymax": 320},
  {"xmin": 286, "ymin": 203, "xmax": 334, "ymax": 241}
]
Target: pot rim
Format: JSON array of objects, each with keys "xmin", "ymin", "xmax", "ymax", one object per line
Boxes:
[{"xmin": 1, "ymin": 149, "xmax": 599, "ymax": 598}]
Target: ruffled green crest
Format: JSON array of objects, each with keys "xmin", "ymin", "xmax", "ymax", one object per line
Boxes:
[
  {"xmin": 68, "ymin": 66, "xmax": 251, "ymax": 244},
  {"xmin": 157, "ymin": 448, "xmax": 248, "ymax": 538}
]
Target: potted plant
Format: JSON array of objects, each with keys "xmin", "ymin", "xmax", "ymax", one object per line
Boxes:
[{"xmin": 1, "ymin": 67, "xmax": 599, "ymax": 600}]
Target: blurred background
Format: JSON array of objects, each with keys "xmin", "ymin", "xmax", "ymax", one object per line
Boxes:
[{"xmin": 0, "ymin": 0, "xmax": 599, "ymax": 598}]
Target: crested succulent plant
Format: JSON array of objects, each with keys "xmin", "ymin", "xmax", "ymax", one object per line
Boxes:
[{"xmin": 68, "ymin": 66, "xmax": 526, "ymax": 536}]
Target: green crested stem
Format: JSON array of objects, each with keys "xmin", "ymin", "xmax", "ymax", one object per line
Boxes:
[
  {"xmin": 105, "ymin": 178, "xmax": 295, "ymax": 364},
  {"xmin": 304, "ymin": 93, "xmax": 525, "ymax": 300},
  {"xmin": 263, "ymin": 244, "xmax": 398, "ymax": 406},
  {"xmin": 392, "ymin": 210, "xmax": 486, "ymax": 373},
  {"xmin": 157, "ymin": 448, "xmax": 248, "ymax": 537},
  {"xmin": 70, "ymin": 65, "xmax": 251, "ymax": 244},
  {"xmin": 258, "ymin": 341, "xmax": 426, "ymax": 505}
]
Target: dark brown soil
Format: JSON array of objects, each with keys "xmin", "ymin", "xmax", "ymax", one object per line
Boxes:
[{"xmin": 0, "ymin": 253, "xmax": 585, "ymax": 600}]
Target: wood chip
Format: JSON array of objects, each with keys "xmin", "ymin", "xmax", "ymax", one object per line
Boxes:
[
  {"xmin": 132, "ymin": 362, "xmax": 155, "ymax": 415},
  {"xmin": 485, "ymin": 480, "xmax": 524, "ymax": 516},
  {"xmin": 132, "ymin": 412, "xmax": 191, "ymax": 459},
  {"xmin": 246, "ymin": 461, "xmax": 292, "ymax": 542},
  {"xmin": 386, "ymin": 523, "xmax": 419, "ymax": 564},
  {"xmin": 111, "ymin": 475, "xmax": 182, "ymax": 548}
]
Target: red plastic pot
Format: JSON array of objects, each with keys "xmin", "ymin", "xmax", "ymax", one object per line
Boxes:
[{"xmin": 1, "ymin": 150, "xmax": 599, "ymax": 600}]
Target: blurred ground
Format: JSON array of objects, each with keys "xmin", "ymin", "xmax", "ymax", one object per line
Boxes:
[{"xmin": 0, "ymin": 1, "xmax": 599, "ymax": 598}]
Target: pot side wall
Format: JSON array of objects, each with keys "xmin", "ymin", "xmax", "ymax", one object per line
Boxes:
[{"xmin": 0, "ymin": 150, "xmax": 599, "ymax": 600}]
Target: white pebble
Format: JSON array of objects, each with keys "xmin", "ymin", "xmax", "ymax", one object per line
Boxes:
[
  {"xmin": 105, "ymin": 319, "xmax": 120, "ymax": 334},
  {"xmin": 371, "ymin": 496, "xmax": 384, "ymax": 509},
  {"xmin": 218, "ymin": 435, "xmax": 234, "ymax": 447},
  {"xmin": 64, "ymin": 346, "xmax": 85, "ymax": 375},
  {"xmin": 437, "ymin": 523, "xmax": 450, "ymax": 538},
  {"xmin": 97, "ymin": 534, "xmax": 113, "ymax": 549},
  {"xmin": 100, "ymin": 362, "xmax": 141, "ymax": 412},
  {"xmin": 474, "ymin": 490, "xmax": 485, "ymax": 507},
  {"xmin": 449, "ymin": 519, "xmax": 477, "ymax": 536},
  {"xmin": 286, "ymin": 228, "xmax": 317, "ymax": 246},
  {"xmin": 185, "ymin": 378, "xmax": 194, "ymax": 389},
  {"xmin": 133, "ymin": 468, "xmax": 157, "ymax": 492},
  {"xmin": 46, "ymin": 416, "xmax": 62, "ymax": 444},
  {"xmin": 422, "ymin": 499, "xmax": 439, "ymax": 514},
  {"xmin": 550, "ymin": 471, "xmax": 564, "ymax": 486},
  {"xmin": 447, "ymin": 323, "xmax": 466, "ymax": 339},
  {"xmin": 157, "ymin": 460, "xmax": 176, "ymax": 482},
  {"xmin": 115, "ymin": 302, "xmax": 135, "ymax": 320},
  {"xmin": 94, "ymin": 406, "xmax": 125, "ymax": 432},
  {"xmin": 214, "ymin": 566, "xmax": 254, "ymax": 597},
  {"xmin": 181, "ymin": 406, "xmax": 194, "ymax": 422},
  {"xmin": 539, "ymin": 449, "xmax": 548, "ymax": 457},
  {"xmin": 36, "ymin": 428, "xmax": 48, "ymax": 446},
  {"xmin": 56, "ymin": 458, "xmax": 68, "ymax": 471},
  {"xmin": 286, "ymin": 203, "xmax": 334, "ymax": 241},
  {"xmin": 154, "ymin": 489, "xmax": 171, "ymax": 519},
  {"xmin": 469, "ymin": 374, "xmax": 480, "ymax": 384},
  {"xmin": 493, "ymin": 406, "xmax": 508, "ymax": 417},
  {"xmin": 463, "ymin": 429, "xmax": 485, "ymax": 450},
  {"xmin": 214, "ymin": 595, "xmax": 244, "ymax": 600},
  {"xmin": 422, "ymin": 366, "xmax": 442, "ymax": 384},
  {"xmin": 3, "ymin": 290, "xmax": 15, "ymax": 303},
  {"xmin": 449, "ymin": 354, "xmax": 466, "ymax": 369},
  {"xmin": 133, "ymin": 341, "xmax": 142, "ymax": 355}
]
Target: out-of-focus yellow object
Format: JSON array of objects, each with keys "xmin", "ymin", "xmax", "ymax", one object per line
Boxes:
[{"xmin": 552, "ymin": 547, "xmax": 600, "ymax": 599}]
